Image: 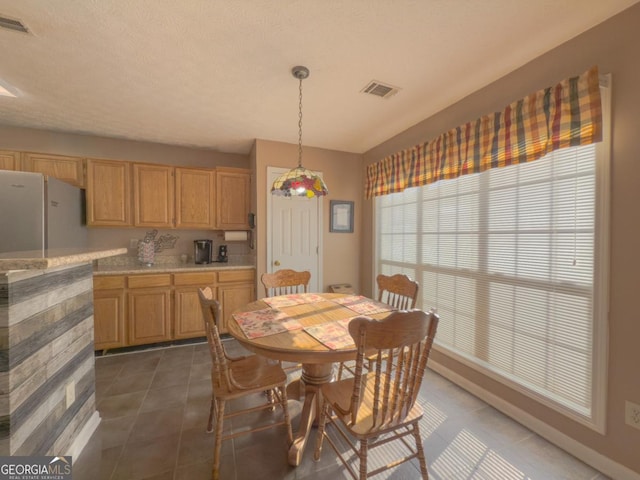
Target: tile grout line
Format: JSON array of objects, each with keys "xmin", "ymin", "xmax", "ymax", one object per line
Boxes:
[
  {"xmin": 172, "ymin": 345, "xmax": 196, "ymax": 479},
  {"xmin": 99, "ymin": 359, "xmax": 133, "ymax": 480},
  {"xmin": 108, "ymin": 350, "xmax": 164, "ymax": 480},
  {"xmin": 87, "ymin": 342, "xmax": 609, "ymax": 480}
]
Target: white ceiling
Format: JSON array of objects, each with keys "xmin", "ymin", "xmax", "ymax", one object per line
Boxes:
[{"xmin": 0, "ymin": 0, "xmax": 636, "ymax": 155}]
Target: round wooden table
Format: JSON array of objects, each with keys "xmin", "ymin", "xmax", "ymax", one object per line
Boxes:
[{"xmin": 228, "ymin": 293, "xmax": 392, "ymax": 466}]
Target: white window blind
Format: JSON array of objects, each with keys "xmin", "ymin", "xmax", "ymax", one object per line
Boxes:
[{"xmin": 375, "ymin": 84, "xmax": 610, "ymax": 427}]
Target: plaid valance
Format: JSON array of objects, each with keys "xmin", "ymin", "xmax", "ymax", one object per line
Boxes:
[{"xmin": 365, "ymin": 66, "xmax": 602, "ymax": 198}]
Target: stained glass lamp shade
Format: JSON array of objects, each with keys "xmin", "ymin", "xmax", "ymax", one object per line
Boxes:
[{"xmin": 271, "ymin": 66, "xmax": 328, "ymax": 198}]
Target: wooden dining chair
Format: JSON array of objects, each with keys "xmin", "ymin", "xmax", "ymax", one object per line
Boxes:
[
  {"xmin": 198, "ymin": 287, "xmax": 293, "ymax": 480},
  {"xmin": 260, "ymin": 269, "xmax": 311, "ymax": 374},
  {"xmin": 315, "ymin": 309, "xmax": 439, "ymax": 480},
  {"xmin": 337, "ymin": 273, "xmax": 420, "ymax": 380},
  {"xmin": 376, "ymin": 273, "xmax": 419, "ymax": 309},
  {"xmin": 261, "ymin": 268, "xmax": 311, "ymax": 297}
]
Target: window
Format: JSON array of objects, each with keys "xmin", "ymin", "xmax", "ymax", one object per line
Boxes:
[{"xmin": 375, "ymin": 83, "xmax": 610, "ymax": 430}]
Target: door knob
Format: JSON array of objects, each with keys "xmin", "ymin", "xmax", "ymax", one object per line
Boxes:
[{"xmin": 274, "ymin": 260, "xmax": 281, "ymax": 266}]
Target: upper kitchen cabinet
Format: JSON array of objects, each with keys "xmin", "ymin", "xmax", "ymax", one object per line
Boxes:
[
  {"xmin": 133, "ymin": 163, "xmax": 175, "ymax": 228},
  {"xmin": 175, "ymin": 167, "xmax": 215, "ymax": 229},
  {"xmin": 86, "ymin": 159, "xmax": 132, "ymax": 226},
  {"xmin": 215, "ymin": 167, "xmax": 251, "ymax": 230},
  {"xmin": 22, "ymin": 152, "xmax": 85, "ymax": 187},
  {"xmin": 0, "ymin": 151, "xmax": 21, "ymax": 170}
]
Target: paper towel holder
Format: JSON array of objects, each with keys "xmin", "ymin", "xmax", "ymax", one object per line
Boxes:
[{"xmin": 223, "ymin": 231, "xmax": 249, "ymax": 242}]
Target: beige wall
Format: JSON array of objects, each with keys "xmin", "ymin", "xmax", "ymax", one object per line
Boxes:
[
  {"xmin": 253, "ymin": 139, "xmax": 362, "ymax": 295},
  {"xmin": 0, "ymin": 124, "xmax": 247, "ymax": 168},
  {"xmin": 362, "ymin": 3, "xmax": 640, "ymax": 475}
]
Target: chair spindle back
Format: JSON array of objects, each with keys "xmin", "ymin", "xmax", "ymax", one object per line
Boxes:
[
  {"xmin": 347, "ymin": 309, "xmax": 438, "ymax": 427},
  {"xmin": 377, "ymin": 273, "xmax": 419, "ymax": 310},
  {"xmin": 198, "ymin": 287, "xmax": 232, "ymax": 391},
  {"xmin": 261, "ymin": 269, "xmax": 311, "ymax": 297}
]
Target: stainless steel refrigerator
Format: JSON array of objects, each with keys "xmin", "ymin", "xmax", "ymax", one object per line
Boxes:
[{"xmin": 0, "ymin": 170, "xmax": 88, "ymax": 254}]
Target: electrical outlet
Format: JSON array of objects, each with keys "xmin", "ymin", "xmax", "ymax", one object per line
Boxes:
[
  {"xmin": 65, "ymin": 381, "xmax": 75, "ymax": 409},
  {"xmin": 625, "ymin": 400, "xmax": 640, "ymax": 430},
  {"xmin": 129, "ymin": 238, "xmax": 138, "ymax": 249}
]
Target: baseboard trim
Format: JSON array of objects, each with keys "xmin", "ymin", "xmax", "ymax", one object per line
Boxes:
[
  {"xmin": 429, "ymin": 361, "xmax": 640, "ymax": 480},
  {"xmin": 67, "ymin": 411, "xmax": 101, "ymax": 461}
]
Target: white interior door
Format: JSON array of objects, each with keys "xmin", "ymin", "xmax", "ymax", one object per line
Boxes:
[{"xmin": 267, "ymin": 167, "xmax": 323, "ymax": 292}]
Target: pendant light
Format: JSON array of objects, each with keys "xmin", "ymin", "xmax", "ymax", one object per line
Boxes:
[{"xmin": 271, "ymin": 66, "xmax": 328, "ymax": 198}]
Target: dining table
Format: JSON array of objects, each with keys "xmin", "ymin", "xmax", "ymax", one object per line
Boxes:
[{"xmin": 228, "ymin": 292, "xmax": 395, "ymax": 466}]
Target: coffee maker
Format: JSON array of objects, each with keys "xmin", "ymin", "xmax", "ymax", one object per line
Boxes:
[
  {"xmin": 217, "ymin": 244, "xmax": 228, "ymax": 263},
  {"xmin": 194, "ymin": 239, "xmax": 213, "ymax": 264}
]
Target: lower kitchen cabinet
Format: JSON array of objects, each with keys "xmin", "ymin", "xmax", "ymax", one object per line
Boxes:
[
  {"xmin": 93, "ymin": 276, "xmax": 126, "ymax": 350},
  {"xmin": 128, "ymin": 288, "xmax": 172, "ymax": 345},
  {"xmin": 217, "ymin": 270, "xmax": 255, "ymax": 333},
  {"xmin": 174, "ymin": 289, "xmax": 208, "ymax": 338},
  {"xmin": 92, "ymin": 268, "xmax": 254, "ymax": 350},
  {"xmin": 126, "ymin": 274, "xmax": 172, "ymax": 345},
  {"xmin": 173, "ymin": 272, "xmax": 216, "ymax": 339}
]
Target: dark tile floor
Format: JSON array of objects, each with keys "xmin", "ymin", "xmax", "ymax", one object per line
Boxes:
[{"xmin": 72, "ymin": 341, "xmax": 609, "ymax": 479}]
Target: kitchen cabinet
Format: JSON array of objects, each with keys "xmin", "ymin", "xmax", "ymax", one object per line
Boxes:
[
  {"xmin": 216, "ymin": 167, "xmax": 251, "ymax": 230},
  {"xmin": 86, "ymin": 159, "xmax": 132, "ymax": 226},
  {"xmin": 22, "ymin": 152, "xmax": 85, "ymax": 187},
  {"xmin": 93, "ymin": 276, "xmax": 127, "ymax": 350},
  {"xmin": 92, "ymin": 268, "xmax": 255, "ymax": 350},
  {"xmin": 133, "ymin": 163, "xmax": 175, "ymax": 227},
  {"xmin": 217, "ymin": 269, "xmax": 255, "ymax": 333},
  {"xmin": 175, "ymin": 167, "xmax": 216, "ymax": 229},
  {"xmin": 133, "ymin": 163, "xmax": 219, "ymax": 230},
  {"xmin": 127, "ymin": 274, "xmax": 172, "ymax": 345},
  {"xmin": 5, "ymin": 149, "xmax": 251, "ymax": 233},
  {"xmin": 0, "ymin": 150, "xmax": 21, "ymax": 170},
  {"xmin": 173, "ymin": 272, "xmax": 216, "ymax": 339}
]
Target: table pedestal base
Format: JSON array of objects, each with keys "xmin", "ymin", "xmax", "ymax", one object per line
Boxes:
[{"xmin": 287, "ymin": 362, "xmax": 333, "ymax": 466}]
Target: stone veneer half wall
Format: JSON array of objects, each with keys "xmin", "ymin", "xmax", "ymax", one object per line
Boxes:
[{"xmin": 0, "ymin": 263, "xmax": 97, "ymax": 456}]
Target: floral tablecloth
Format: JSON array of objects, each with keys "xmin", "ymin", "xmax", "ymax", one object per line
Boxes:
[
  {"xmin": 262, "ymin": 293, "xmax": 326, "ymax": 308},
  {"xmin": 232, "ymin": 294, "xmax": 395, "ymax": 343},
  {"xmin": 331, "ymin": 295, "xmax": 395, "ymax": 315},
  {"xmin": 231, "ymin": 308, "xmax": 303, "ymax": 339},
  {"xmin": 303, "ymin": 318, "xmax": 354, "ymax": 350}
]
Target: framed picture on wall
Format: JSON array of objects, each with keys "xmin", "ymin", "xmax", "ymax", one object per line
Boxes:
[{"xmin": 330, "ymin": 200, "xmax": 354, "ymax": 233}]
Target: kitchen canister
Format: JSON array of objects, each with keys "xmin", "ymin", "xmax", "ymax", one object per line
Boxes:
[{"xmin": 138, "ymin": 239, "xmax": 155, "ymax": 266}]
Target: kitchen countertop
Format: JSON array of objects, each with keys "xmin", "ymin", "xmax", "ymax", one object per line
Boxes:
[
  {"xmin": 93, "ymin": 261, "xmax": 256, "ymax": 275},
  {"xmin": 0, "ymin": 247, "xmax": 128, "ymax": 272}
]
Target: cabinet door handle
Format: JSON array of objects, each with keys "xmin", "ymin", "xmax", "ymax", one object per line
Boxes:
[{"xmin": 274, "ymin": 260, "xmax": 281, "ymax": 266}]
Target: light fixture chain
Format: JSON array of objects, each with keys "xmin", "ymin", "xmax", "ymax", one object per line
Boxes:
[
  {"xmin": 270, "ymin": 65, "xmax": 327, "ymax": 197},
  {"xmin": 298, "ymin": 75, "xmax": 303, "ymax": 168}
]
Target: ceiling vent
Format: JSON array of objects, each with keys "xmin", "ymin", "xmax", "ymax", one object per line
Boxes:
[
  {"xmin": 0, "ymin": 15, "xmax": 29, "ymax": 34},
  {"xmin": 361, "ymin": 80, "xmax": 400, "ymax": 99}
]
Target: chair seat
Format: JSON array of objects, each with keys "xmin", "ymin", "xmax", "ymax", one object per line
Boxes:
[
  {"xmin": 316, "ymin": 311, "xmax": 438, "ymax": 479},
  {"xmin": 198, "ymin": 286, "xmax": 293, "ymax": 480},
  {"xmin": 212, "ymin": 355, "xmax": 288, "ymax": 400},
  {"xmin": 321, "ymin": 373, "xmax": 424, "ymax": 436}
]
